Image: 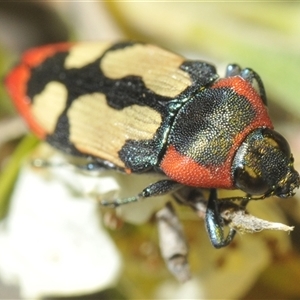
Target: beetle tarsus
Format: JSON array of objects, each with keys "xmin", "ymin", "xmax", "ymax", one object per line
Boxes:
[{"xmin": 100, "ymin": 195, "xmax": 140, "ymax": 207}]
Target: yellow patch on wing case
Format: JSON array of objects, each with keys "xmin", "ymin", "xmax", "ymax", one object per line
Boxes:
[
  {"xmin": 101, "ymin": 44, "xmax": 192, "ymax": 98},
  {"xmin": 68, "ymin": 93, "xmax": 162, "ymax": 168},
  {"xmin": 31, "ymin": 81, "xmax": 68, "ymax": 134},
  {"xmin": 65, "ymin": 42, "xmax": 112, "ymax": 69}
]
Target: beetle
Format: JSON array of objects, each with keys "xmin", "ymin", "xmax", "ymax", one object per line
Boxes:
[{"xmin": 5, "ymin": 41, "xmax": 299, "ymax": 248}]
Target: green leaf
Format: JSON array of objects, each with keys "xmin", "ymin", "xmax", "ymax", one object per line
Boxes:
[{"xmin": 0, "ymin": 134, "xmax": 39, "ymax": 219}]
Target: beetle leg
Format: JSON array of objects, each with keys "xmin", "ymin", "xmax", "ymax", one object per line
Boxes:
[
  {"xmin": 101, "ymin": 180, "xmax": 182, "ymax": 207},
  {"xmin": 225, "ymin": 64, "xmax": 267, "ymax": 106},
  {"xmin": 225, "ymin": 64, "xmax": 241, "ymax": 77},
  {"xmin": 240, "ymin": 68, "xmax": 267, "ymax": 106},
  {"xmin": 205, "ymin": 188, "xmax": 236, "ymax": 248},
  {"xmin": 69, "ymin": 158, "xmax": 122, "ymax": 172}
]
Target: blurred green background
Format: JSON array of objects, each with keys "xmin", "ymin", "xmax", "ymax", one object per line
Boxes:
[{"xmin": 0, "ymin": 2, "xmax": 300, "ymax": 299}]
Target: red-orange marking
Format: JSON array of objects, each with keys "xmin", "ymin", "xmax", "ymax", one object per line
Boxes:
[
  {"xmin": 5, "ymin": 65, "xmax": 46, "ymax": 139},
  {"xmin": 160, "ymin": 145, "xmax": 233, "ymax": 188},
  {"xmin": 22, "ymin": 43, "xmax": 73, "ymax": 68},
  {"xmin": 5, "ymin": 43, "xmax": 74, "ymax": 139}
]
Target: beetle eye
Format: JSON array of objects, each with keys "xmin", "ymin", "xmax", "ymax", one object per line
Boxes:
[
  {"xmin": 264, "ymin": 129, "xmax": 291, "ymax": 159},
  {"xmin": 234, "ymin": 166, "xmax": 269, "ymax": 195}
]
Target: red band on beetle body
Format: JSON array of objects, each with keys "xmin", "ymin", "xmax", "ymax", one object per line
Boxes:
[
  {"xmin": 160, "ymin": 145, "xmax": 234, "ymax": 188},
  {"xmin": 22, "ymin": 43, "xmax": 73, "ymax": 68},
  {"xmin": 212, "ymin": 76, "xmax": 265, "ymax": 107},
  {"xmin": 5, "ymin": 65, "xmax": 46, "ymax": 139}
]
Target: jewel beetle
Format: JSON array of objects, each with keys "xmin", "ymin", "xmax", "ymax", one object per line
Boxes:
[{"xmin": 5, "ymin": 41, "xmax": 299, "ymax": 248}]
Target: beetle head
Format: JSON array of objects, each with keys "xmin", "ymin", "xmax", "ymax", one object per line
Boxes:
[{"xmin": 232, "ymin": 128, "xmax": 299, "ymax": 198}]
